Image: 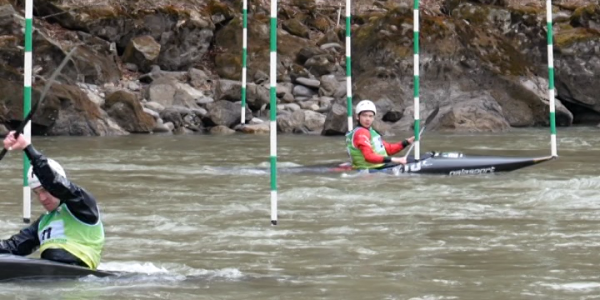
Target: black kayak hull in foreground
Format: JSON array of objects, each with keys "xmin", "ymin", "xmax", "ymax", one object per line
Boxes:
[
  {"xmin": 283, "ymin": 152, "xmax": 555, "ymax": 176},
  {"xmin": 0, "ymin": 254, "xmax": 116, "ymax": 281}
]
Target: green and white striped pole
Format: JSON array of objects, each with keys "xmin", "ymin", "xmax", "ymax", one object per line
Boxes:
[
  {"xmin": 269, "ymin": 0, "xmax": 278, "ymax": 225},
  {"xmin": 413, "ymin": 0, "xmax": 421, "ymax": 160},
  {"xmin": 241, "ymin": 0, "xmax": 248, "ymax": 125},
  {"xmin": 345, "ymin": 0, "xmax": 353, "ymax": 131},
  {"xmin": 22, "ymin": 0, "xmax": 33, "ymax": 223},
  {"xmin": 546, "ymin": 0, "xmax": 557, "ymax": 157}
]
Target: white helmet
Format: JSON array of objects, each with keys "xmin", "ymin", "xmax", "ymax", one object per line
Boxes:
[
  {"xmin": 356, "ymin": 100, "xmax": 377, "ymax": 116},
  {"xmin": 28, "ymin": 159, "xmax": 66, "ymax": 189}
]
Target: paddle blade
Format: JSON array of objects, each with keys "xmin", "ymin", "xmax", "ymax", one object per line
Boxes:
[
  {"xmin": 0, "ymin": 148, "xmax": 7, "ymax": 161},
  {"xmin": 424, "ymin": 106, "xmax": 440, "ymax": 127}
]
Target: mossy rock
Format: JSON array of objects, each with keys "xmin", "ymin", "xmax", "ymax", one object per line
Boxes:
[
  {"xmin": 279, "ymin": 5, "xmax": 302, "ymax": 21},
  {"xmin": 307, "ymin": 14, "xmax": 332, "ymax": 33},
  {"xmin": 317, "ymin": 30, "xmax": 341, "ymax": 46},
  {"xmin": 282, "ymin": 18, "xmax": 309, "ymax": 38},
  {"xmin": 354, "ymin": 6, "xmax": 452, "ymax": 56},
  {"xmin": 290, "ymin": 0, "xmax": 316, "ymax": 11},
  {"xmin": 444, "ymin": 0, "xmax": 464, "ymax": 14},
  {"xmin": 421, "ymin": 16, "xmax": 452, "ymax": 38},
  {"xmin": 453, "ymin": 3, "xmax": 491, "ymax": 26},
  {"xmin": 555, "ymin": 27, "xmax": 600, "ymax": 48},
  {"xmin": 215, "ymin": 53, "xmax": 242, "ymax": 80},
  {"xmin": 454, "ymin": 21, "xmax": 530, "ymax": 76},
  {"xmin": 214, "ymin": 17, "xmax": 242, "ymax": 50},
  {"xmin": 205, "ymin": 0, "xmax": 236, "ymax": 20},
  {"xmin": 508, "ymin": 5, "xmax": 545, "ymax": 28},
  {"xmin": 158, "ymin": 4, "xmax": 193, "ymax": 18},
  {"xmin": 278, "ymin": 32, "xmax": 312, "ymax": 57},
  {"xmin": 444, "ymin": 0, "xmax": 506, "ymax": 15},
  {"xmin": 78, "ymin": 4, "xmax": 122, "ymax": 20},
  {"xmin": 571, "ymin": 4, "xmax": 600, "ymax": 28},
  {"xmin": 470, "ymin": 0, "xmax": 507, "ymax": 7}
]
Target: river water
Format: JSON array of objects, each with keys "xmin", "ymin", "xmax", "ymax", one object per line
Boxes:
[{"xmin": 0, "ymin": 127, "xmax": 598, "ymax": 300}]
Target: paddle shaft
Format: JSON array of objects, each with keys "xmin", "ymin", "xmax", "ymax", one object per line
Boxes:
[
  {"xmin": 403, "ymin": 126, "xmax": 425, "ymax": 159},
  {"xmin": 0, "ymin": 46, "xmax": 79, "ymax": 162},
  {"xmin": 403, "ymin": 107, "xmax": 439, "ymax": 159}
]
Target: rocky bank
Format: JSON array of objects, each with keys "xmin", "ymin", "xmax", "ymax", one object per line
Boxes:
[{"xmin": 0, "ymin": 0, "xmax": 598, "ymax": 136}]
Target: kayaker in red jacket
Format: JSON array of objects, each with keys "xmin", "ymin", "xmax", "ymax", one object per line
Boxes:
[{"xmin": 345, "ymin": 100, "xmax": 414, "ymax": 169}]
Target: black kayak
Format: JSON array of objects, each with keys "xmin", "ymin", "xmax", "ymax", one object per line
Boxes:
[
  {"xmin": 0, "ymin": 254, "xmax": 117, "ymax": 282},
  {"xmin": 282, "ymin": 152, "xmax": 555, "ymax": 176}
]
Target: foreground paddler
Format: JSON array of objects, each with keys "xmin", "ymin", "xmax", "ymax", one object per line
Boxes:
[
  {"xmin": 345, "ymin": 100, "xmax": 415, "ymax": 170},
  {"xmin": 0, "ymin": 131, "xmax": 104, "ymax": 270}
]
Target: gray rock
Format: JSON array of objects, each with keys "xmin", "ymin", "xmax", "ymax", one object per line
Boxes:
[
  {"xmin": 239, "ymin": 123, "xmax": 270, "ymax": 134},
  {"xmin": 189, "ymin": 68, "xmax": 211, "ymax": 89},
  {"xmin": 304, "ymin": 110, "xmax": 326, "ymax": 132},
  {"xmin": 434, "ymin": 96, "xmax": 511, "ymax": 132},
  {"xmin": 294, "ymin": 96, "xmax": 311, "ymax": 102},
  {"xmin": 163, "ymin": 122, "xmax": 175, "ymax": 131},
  {"xmin": 281, "ymin": 92, "xmax": 295, "ymax": 103},
  {"xmin": 254, "ymin": 70, "xmax": 269, "ymax": 84},
  {"xmin": 293, "ymin": 85, "xmax": 317, "ymax": 98},
  {"xmin": 214, "ymin": 79, "xmax": 242, "ymax": 101},
  {"xmin": 173, "ymin": 83, "xmax": 204, "ymax": 108},
  {"xmin": 205, "ymin": 100, "xmax": 242, "ymax": 127},
  {"xmin": 299, "ymin": 100, "xmax": 318, "ymax": 110},
  {"xmin": 196, "ymin": 96, "xmax": 214, "ymax": 105},
  {"xmin": 319, "ymin": 96, "xmax": 334, "ymax": 108},
  {"xmin": 144, "ymin": 101, "xmax": 165, "ymax": 113},
  {"xmin": 285, "ymin": 103, "xmax": 302, "ymax": 112},
  {"xmin": 277, "ymin": 110, "xmax": 305, "ymax": 133},
  {"xmin": 78, "ymin": 84, "xmax": 105, "ymax": 107},
  {"xmin": 148, "ymin": 77, "xmax": 178, "ymax": 107},
  {"xmin": 320, "ymin": 43, "xmax": 342, "ymax": 51},
  {"xmin": 153, "ymin": 118, "xmax": 173, "ymax": 133},
  {"xmin": 295, "ymin": 77, "xmax": 321, "ymax": 88},
  {"xmin": 127, "ymin": 81, "xmax": 141, "ymax": 91},
  {"xmin": 210, "ymin": 125, "xmax": 236, "ymax": 134},
  {"xmin": 143, "ymin": 107, "xmax": 160, "ymax": 119},
  {"xmin": 249, "ymin": 117, "xmax": 264, "ymax": 124},
  {"xmin": 104, "ymin": 90, "xmax": 156, "ymax": 133},
  {"xmin": 304, "ymin": 54, "xmax": 337, "ymax": 77},
  {"xmin": 322, "ymin": 100, "xmax": 350, "ymax": 136},
  {"xmin": 373, "ymin": 98, "xmax": 395, "ymax": 120},
  {"xmin": 319, "ymin": 75, "xmax": 339, "ymax": 97},
  {"xmin": 122, "ymin": 35, "xmax": 161, "ymax": 73}
]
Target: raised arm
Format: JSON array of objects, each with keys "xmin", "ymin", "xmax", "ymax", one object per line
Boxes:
[{"xmin": 24, "ymin": 145, "xmax": 100, "ymax": 225}]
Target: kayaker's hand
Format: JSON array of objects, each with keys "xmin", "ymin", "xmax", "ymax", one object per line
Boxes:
[
  {"xmin": 406, "ymin": 136, "xmax": 415, "ymax": 144},
  {"xmin": 392, "ymin": 157, "xmax": 407, "ymax": 165},
  {"xmin": 3, "ymin": 131, "xmax": 30, "ymax": 151}
]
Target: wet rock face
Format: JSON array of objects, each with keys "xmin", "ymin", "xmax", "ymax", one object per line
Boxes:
[{"xmin": 34, "ymin": 1, "xmax": 215, "ymax": 72}]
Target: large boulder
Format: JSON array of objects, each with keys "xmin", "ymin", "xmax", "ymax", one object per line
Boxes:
[
  {"xmin": 104, "ymin": 90, "xmax": 156, "ymax": 133},
  {"xmin": 204, "ymin": 100, "xmax": 248, "ymax": 127},
  {"xmin": 45, "ymin": 84, "xmax": 127, "ymax": 136},
  {"xmin": 434, "ymin": 97, "xmax": 511, "ymax": 132},
  {"xmin": 122, "ymin": 35, "xmax": 161, "ymax": 73},
  {"xmin": 321, "ymin": 100, "xmax": 350, "ymax": 136}
]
